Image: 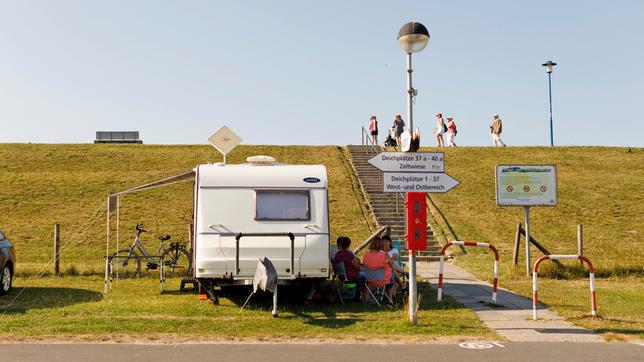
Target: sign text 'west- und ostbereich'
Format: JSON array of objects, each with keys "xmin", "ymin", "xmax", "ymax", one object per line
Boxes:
[{"xmin": 383, "ymin": 172, "xmax": 460, "ymax": 193}]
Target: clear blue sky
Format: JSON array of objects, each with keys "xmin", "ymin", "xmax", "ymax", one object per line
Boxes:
[{"xmin": 0, "ymin": 0, "xmax": 642, "ymax": 147}]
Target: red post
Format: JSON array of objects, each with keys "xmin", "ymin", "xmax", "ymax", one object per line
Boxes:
[{"xmin": 405, "ymin": 192, "xmax": 427, "ymax": 251}]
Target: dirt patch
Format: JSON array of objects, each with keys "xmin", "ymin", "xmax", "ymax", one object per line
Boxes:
[{"xmin": 0, "ymin": 333, "xmax": 497, "ymax": 345}]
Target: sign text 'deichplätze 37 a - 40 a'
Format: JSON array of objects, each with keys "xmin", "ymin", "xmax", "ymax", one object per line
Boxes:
[{"xmin": 367, "ymin": 152, "xmax": 445, "ymax": 173}]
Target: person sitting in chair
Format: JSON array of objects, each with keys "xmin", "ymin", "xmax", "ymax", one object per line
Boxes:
[
  {"xmin": 332, "ymin": 236, "xmax": 361, "ymax": 282},
  {"xmin": 362, "ymin": 236, "xmax": 394, "ymax": 303},
  {"xmin": 382, "ymin": 235, "xmax": 404, "ymax": 296}
]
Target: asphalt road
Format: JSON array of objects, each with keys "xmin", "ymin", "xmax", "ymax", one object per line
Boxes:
[{"xmin": 1, "ymin": 342, "xmax": 642, "ymax": 361}]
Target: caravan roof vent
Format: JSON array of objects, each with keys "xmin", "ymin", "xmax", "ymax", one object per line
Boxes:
[{"xmin": 246, "ymin": 155, "xmax": 276, "ymax": 166}]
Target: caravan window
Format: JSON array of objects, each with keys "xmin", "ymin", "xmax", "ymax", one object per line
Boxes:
[{"xmin": 255, "ymin": 190, "xmax": 311, "ymax": 221}]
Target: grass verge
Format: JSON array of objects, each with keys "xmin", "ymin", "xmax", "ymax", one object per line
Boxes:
[
  {"xmin": 0, "ymin": 276, "xmax": 495, "ymax": 340},
  {"xmin": 425, "ymin": 146, "xmax": 643, "ymax": 340}
]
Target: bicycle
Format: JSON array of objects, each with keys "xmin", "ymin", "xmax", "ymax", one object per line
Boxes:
[{"xmin": 110, "ymin": 224, "xmax": 192, "ymax": 279}]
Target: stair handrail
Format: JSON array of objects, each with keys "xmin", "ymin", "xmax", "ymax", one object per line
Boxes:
[
  {"xmin": 352, "ymin": 225, "xmax": 390, "ymax": 255},
  {"xmin": 361, "ymin": 126, "xmax": 379, "ymax": 156}
]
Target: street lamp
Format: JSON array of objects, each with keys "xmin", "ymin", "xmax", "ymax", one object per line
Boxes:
[
  {"xmin": 397, "ymin": 21, "xmax": 429, "ymax": 326},
  {"xmin": 397, "ymin": 22, "xmax": 430, "ymax": 149},
  {"xmin": 542, "ymin": 60, "xmax": 557, "ymax": 147}
]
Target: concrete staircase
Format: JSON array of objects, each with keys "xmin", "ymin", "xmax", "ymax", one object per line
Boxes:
[{"xmin": 347, "ymin": 145, "xmax": 441, "ymax": 260}]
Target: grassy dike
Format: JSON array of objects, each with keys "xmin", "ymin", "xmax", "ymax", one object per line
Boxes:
[
  {"xmin": 0, "ymin": 143, "xmax": 492, "ymax": 340},
  {"xmin": 425, "ymin": 146, "xmax": 643, "ymax": 340},
  {"xmin": 0, "ymin": 143, "xmax": 376, "ymax": 274}
]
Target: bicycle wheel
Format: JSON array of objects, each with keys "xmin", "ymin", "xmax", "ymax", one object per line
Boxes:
[
  {"xmin": 161, "ymin": 246, "xmax": 192, "ymax": 278},
  {"xmin": 111, "ymin": 249, "xmax": 141, "ymax": 279}
]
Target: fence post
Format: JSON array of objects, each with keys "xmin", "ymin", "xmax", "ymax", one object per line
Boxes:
[
  {"xmin": 577, "ymin": 224, "xmax": 583, "ymax": 256},
  {"xmin": 577, "ymin": 224, "xmax": 583, "ymax": 266},
  {"xmin": 54, "ymin": 224, "xmax": 60, "ymax": 276},
  {"xmin": 513, "ymin": 223, "xmax": 521, "ymax": 265}
]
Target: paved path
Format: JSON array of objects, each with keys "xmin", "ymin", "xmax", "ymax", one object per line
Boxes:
[
  {"xmin": 1, "ymin": 342, "xmax": 642, "ymax": 361},
  {"xmin": 417, "ymin": 261, "xmax": 604, "ymax": 342}
]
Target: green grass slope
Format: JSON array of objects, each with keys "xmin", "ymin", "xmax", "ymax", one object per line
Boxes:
[
  {"xmin": 0, "ymin": 143, "xmax": 493, "ymax": 339},
  {"xmin": 425, "ymin": 146, "xmax": 643, "ymax": 339},
  {"xmin": 0, "ymin": 144, "xmax": 375, "ymax": 274}
]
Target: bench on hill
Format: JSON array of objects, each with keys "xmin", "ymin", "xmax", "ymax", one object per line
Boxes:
[{"xmin": 94, "ymin": 131, "xmax": 143, "ymax": 144}]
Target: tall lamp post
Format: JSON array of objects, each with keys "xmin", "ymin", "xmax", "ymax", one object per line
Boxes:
[
  {"xmin": 397, "ymin": 22, "xmax": 430, "ymax": 151},
  {"xmin": 542, "ymin": 61, "xmax": 557, "ymax": 147},
  {"xmin": 397, "ymin": 21, "xmax": 429, "ymax": 325}
]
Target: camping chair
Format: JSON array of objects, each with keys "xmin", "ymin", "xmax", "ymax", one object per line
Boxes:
[
  {"xmin": 391, "ymin": 241, "xmax": 408, "ymax": 295},
  {"xmin": 329, "ymin": 245, "xmax": 339, "ymax": 261},
  {"xmin": 362, "ymin": 268, "xmax": 393, "ymax": 307},
  {"xmin": 332, "ymin": 262, "xmax": 347, "ymax": 304}
]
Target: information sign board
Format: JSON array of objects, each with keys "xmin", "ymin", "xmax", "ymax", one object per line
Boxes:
[{"xmin": 495, "ymin": 164, "xmax": 557, "ymax": 206}]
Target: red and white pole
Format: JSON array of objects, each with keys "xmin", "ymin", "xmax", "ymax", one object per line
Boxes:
[
  {"xmin": 437, "ymin": 254, "xmax": 444, "ymax": 302},
  {"xmin": 532, "ymin": 255, "xmax": 597, "ymax": 320},
  {"xmin": 437, "ymin": 241, "xmax": 499, "ymax": 304},
  {"xmin": 532, "ymin": 267, "xmax": 539, "ymax": 320}
]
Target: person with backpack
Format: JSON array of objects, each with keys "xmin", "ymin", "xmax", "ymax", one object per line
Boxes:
[
  {"xmin": 490, "ymin": 113, "xmax": 506, "ymax": 146},
  {"xmin": 446, "ymin": 116, "xmax": 457, "ymax": 147},
  {"xmin": 434, "ymin": 113, "xmax": 445, "ymax": 147}
]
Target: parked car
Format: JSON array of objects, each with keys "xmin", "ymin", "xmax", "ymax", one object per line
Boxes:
[{"xmin": 0, "ymin": 230, "xmax": 16, "ymax": 295}]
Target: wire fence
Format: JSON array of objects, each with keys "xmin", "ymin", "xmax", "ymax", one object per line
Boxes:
[{"xmin": 14, "ymin": 203, "xmax": 193, "ymax": 277}]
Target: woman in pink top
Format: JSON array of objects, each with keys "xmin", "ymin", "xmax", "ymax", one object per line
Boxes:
[
  {"xmin": 361, "ymin": 236, "xmax": 392, "ymax": 302},
  {"xmin": 446, "ymin": 116, "xmax": 457, "ymax": 147},
  {"xmin": 368, "ymin": 116, "xmax": 378, "ymax": 145}
]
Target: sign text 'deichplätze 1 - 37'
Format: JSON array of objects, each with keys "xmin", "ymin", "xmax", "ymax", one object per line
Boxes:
[
  {"xmin": 495, "ymin": 164, "xmax": 557, "ymax": 206},
  {"xmin": 368, "ymin": 152, "xmax": 444, "ymax": 173},
  {"xmin": 383, "ymin": 172, "xmax": 460, "ymax": 193}
]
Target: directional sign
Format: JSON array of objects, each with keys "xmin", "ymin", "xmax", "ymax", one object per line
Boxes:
[
  {"xmin": 383, "ymin": 172, "xmax": 460, "ymax": 193},
  {"xmin": 208, "ymin": 126, "xmax": 242, "ymax": 156},
  {"xmin": 368, "ymin": 152, "xmax": 444, "ymax": 173}
]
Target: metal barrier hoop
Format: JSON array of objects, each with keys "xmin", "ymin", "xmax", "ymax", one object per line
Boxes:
[
  {"xmin": 532, "ymin": 255, "xmax": 597, "ymax": 320},
  {"xmin": 437, "ymin": 241, "xmax": 500, "ymax": 304}
]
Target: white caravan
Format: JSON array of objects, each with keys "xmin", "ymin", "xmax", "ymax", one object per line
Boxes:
[{"xmin": 193, "ymin": 156, "xmax": 329, "ymax": 299}]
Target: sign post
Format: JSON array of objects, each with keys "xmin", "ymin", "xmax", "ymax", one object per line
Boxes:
[
  {"xmin": 495, "ymin": 164, "xmax": 557, "ymax": 275},
  {"xmin": 524, "ymin": 206, "xmax": 531, "ymax": 276},
  {"xmin": 368, "ymin": 152, "xmax": 460, "ymax": 324}
]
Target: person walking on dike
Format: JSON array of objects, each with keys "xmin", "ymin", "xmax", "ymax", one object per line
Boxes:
[
  {"xmin": 392, "ymin": 115, "xmax": 405, "ymax": 148},
  {"xmin": 434, "ymin": 113, "xmax": 445, "ymax": 147},
  {"xmin": 490, "ymin": 113, "xmax": 506, "ymax": 146},
  {"xmin": 368, "ymin": 116, "xmax": 378, "ymax": 145},
  {"xmin": 446, "ymin": 116, "xmax": 457, "ymax": 147}
]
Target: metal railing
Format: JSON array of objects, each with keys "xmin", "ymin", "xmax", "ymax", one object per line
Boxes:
[{"xmin": 361, "ymin": 127, "xmax": 379, "ymax": 156}]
